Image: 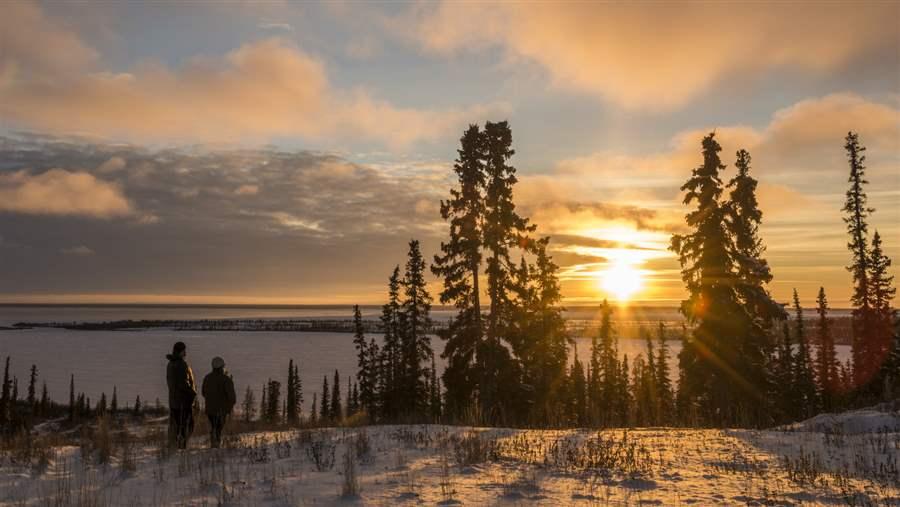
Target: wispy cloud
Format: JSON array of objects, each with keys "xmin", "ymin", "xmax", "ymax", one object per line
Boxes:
[
  {"xmin": 404, "ymin": 2, "xmax": 899, "ymax": 110},
  {"xmin": 0, "ymin": 4, "xmax": 502, "ymax": 148}
]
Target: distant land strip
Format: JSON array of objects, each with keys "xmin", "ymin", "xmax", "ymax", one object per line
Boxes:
[{"xmin": 9, "ymin": 317, "xmax": 852, "ymax": 345}]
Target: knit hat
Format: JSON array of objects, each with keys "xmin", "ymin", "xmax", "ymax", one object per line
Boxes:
[
  {"xmin": 172, "ymin": 341, "xmax": 186, "ymax": 355},
  {"xmin": 212, "ymin": 356, "xmax": 225, "ymax": 369}
]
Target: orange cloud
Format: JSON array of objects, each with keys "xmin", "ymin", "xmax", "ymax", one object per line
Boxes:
[
  {"xmin": 408, "ymin": 2, "xmax": 898, "ymax": 110},
  {"xmin": 0, "ymin": 1, "xmax": 97, "ymax": 81},
  {"xmin": 0, "ymin": 3, "xmax": 502, "ymax": 147},
  {"xmin": 0, "ymin": 169, "xmax": 132, "ymax": 218}
]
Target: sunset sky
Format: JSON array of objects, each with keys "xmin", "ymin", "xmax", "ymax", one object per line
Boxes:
[{"xmin": 0, "ymin": 1, "xmax": 897, "ymax": 306}]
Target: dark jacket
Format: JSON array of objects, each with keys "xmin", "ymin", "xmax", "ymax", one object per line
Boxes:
[
  {"xmin": 166, "ymin": 354, "xmax": 197, "ymax": 409},
  {"xmin": 202, "ymin": 368, "xmax": 236, "ymax": 416}
]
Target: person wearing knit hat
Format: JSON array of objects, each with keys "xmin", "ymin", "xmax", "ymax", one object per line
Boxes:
[
  {"xmin": 166, "ymin": 341, "xmax": 196, "ymax": 450},
  {"xmin": 202, "ymin": 356, "xmax": 236, "ymax": 448}
]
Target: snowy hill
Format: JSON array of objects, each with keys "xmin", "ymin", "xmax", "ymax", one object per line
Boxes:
[{"xmin": 1, "ymin": 422, "xmax": 898, "ymax": 505}]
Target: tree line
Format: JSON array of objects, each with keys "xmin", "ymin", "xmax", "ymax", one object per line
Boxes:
[{"xmin": 0, "ymin": 125, "xmax": 895, "ymax": 435}]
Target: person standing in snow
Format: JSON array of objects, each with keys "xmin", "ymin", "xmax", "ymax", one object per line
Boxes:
[
  {"xmin": 166, "ymin": 341, "xmax": 196, "ymax": 449},
  {"xmin": 201, "ymin": 356, "xmax": 236, "ymax": 448}
]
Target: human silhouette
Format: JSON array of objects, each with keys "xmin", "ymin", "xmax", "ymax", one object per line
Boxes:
[
  {"xmin": 201, "ymin": 356, "xmax": 236, "ymax": 448},
  {"xmin": 166, "ymin": 341, "xmax": 196, "ymax": 449}
]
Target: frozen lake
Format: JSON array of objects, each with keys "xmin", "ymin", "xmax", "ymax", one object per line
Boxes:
[{"xmin": 0, "ymin": 305, "xmax": 852, "ymax": 411}]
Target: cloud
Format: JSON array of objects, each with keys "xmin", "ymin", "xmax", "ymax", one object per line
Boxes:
[
  {"xmin": 531, "ymin": 93, "xmax": 898, "ymax": 200},
  {"xmin": 0, "ymin": 4, "xmax": 499, "ymax": 147},
  {"xmin": 0, "ymin": 169, "xmax": 132, "ymax": 218},
  {"xmin": 0, "ymin": 1, "xmax": 97, "ymax": 81},
  {"xmin": 406, "ymin": 2, "xmax": 899, "ymax": 110},
  {"xmin": 0, "ymin": 136, "xmax": 453, "ymax": 299},
  {"xmin": 258, "ymin": 21, "xmax": 294, "ymax": 31},
  {"xmin": 235, "ymin": 184, "xmax": 259, "ymax": 196},
  {"xmin": 61, "ymin": 245, "xmax": 94, "ymax": 256}
]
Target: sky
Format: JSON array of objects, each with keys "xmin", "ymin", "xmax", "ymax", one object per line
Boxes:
[{"xmin": 0, "ymin": 0, "xmax": 898, "ymax": 307}]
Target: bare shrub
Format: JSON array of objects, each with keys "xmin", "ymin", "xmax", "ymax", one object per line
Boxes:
[
  {"xmin": 354, "ymin": 429, "xmax": 372, "ymax": 464},
  {"xmin": 306, "ymin": 434, "xmax": 336, "ymax": 472},
  {"xmin": 450, "ymin": 431, "xmax": 499, "ymax": 467}
]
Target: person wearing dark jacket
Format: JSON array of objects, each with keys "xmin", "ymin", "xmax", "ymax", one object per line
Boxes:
[
  {"xmin": 201, "ymin": 356, "xmax": 236, "ymax": 448},
  {"xmin": 166, "ymin": 341, "xmax": 196, "ymax": 449}
]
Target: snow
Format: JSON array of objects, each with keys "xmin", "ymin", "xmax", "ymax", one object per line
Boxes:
[
  {"xmin": 785, "ymin": 401, "xmax": 900, "ymax": 434},
  {"xmin": 1, "ymin": 421, "xmax": 898, "ymax": 505}
]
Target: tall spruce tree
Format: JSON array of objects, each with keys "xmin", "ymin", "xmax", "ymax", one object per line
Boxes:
[
  {"xmin": 481, "ymin": 121, "xmax": 535, "ymax": 423},
  {"xmin": 400, "ymin": 239, "xmax": 433, "ymax": 417},
  {"xmin": 727, "ymin": 148, "xmax": 785, "ymax": 424},
  {"xmin": 670, "ymin": 133, "xmax": 756, "ymax": 426},
  {"xmin": 432, "ymin": 124, "xmax": 486, "ymax": 420},
  {"xmin": 814, "ymin": 287, "xmax": 840, "ymax": 411},
  {"xmin": 842, "ymin": 131, "xmax": 875, "ymax": 395}
]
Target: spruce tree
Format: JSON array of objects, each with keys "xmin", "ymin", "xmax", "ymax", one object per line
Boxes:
[
  {"xmin": 286, "ymin": 359, "xmax": 301, "ymax": 425},
  {"xmin": 814, "ymin": 287, "xmax": 840, "ymax": 411},
  {"xmin": 792, "ymin": 289, "xmax": 818, "ymax": 419},
  {"xmin": 432, "ymin": 124, "xmax": 486, "ymax": 420},
  {"xmin": 260, "ymin": 382, "xmax": 267, "ymax": 422},
  {"xmin": 242, "ymin": 386, "xmax": 256, "ymax": 423},
  {"xmin": 27, "ymin": 365, "xmax": 37, "ymax": 409},
  {"xmin": 0, "ymin": 357, "xmax": 10, "ymax": 429},
  {"xmin": 320, "ymin": 375, "xmax": 329, "ymax": 422},
  {"xmin": 595, "ymin": 301, "xmax": 621, "ymax": 426},
  {"xmin": 400, "ymin": 239, "xmax": 433, "ymax": 417},
  {"xmin": 331, "ymin": 370, "xmax": 342, "ymax": 421},
  {"xmin": 727, "ymin": 148, "xmax": 785, "ymax": 424},
  {"xmin": 429, "ymin": 353, "xmax": 441, "ymax": 421},
  {"xmin": 111, "ymin": 386, "xmax": 118, "ymax": 414},
  {"xmin": 482, "ymin": 121, "xmax": 535, "ymax": 423},
  {"xmin": 379, "ymin": 267, "xmax": 402, "ymax": 420},
  {"xmin": 266, "ymin": 380, "xmax": 281, "ymax": 424},
  {"xmin": 310, "ymin": 393, "xmax": 318, "ymax": 425},
  {"xmin": 655, "ymin": 323, "xmax": 675, "ymax": 425},
  {"xmin": 670, "ymin": 133, "xmax": 754, "ymax": 426},
  {"xmin": 39, "ymin": 382, "xmax": 48, "ymax": 417},
  {"xmin": 868, "ymin": 231, "xmax": 897, "ymax": 398},
  {"xmin": 644, "ymin": 330, "xmax": 658, "ymax": 425},
  {"xmin": 570, "ymin": 355, "xmax": 587, "ymax": 426},
  {"xmin": 68, "ymin": 374, "xmax": 75, "ymax": 422},
  {"xmin": 617, "ymin": 354, "xmax": 631, "ymax": 426},
  {"xmin": 352, "ymin": 305, "xmax": 375, "ymax": 419},
  {"xmin": 842, "ymin": 131, "xmax": 875, "ymax": 395},
  {"xmin": 519, "ymin": 239, "xmax": 569, "ymax": 425},
  {"xmin": 774, "ymin": 321, "xmax": 795, "ymax": 421}
]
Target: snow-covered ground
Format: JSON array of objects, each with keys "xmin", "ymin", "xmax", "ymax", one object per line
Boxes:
[{"xmin": 2, "ymin": 412, "xmax": 899, "ymax": 506}]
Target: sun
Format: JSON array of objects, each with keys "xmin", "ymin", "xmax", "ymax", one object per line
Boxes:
[{"xmin": 600, "ymin": 262, "xmax": 643, "ymax": 302}]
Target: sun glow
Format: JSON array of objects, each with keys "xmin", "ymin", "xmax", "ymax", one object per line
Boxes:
[{"xmin": 599, "ymin": 261, "xmax": 644, "ymax": 302}]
